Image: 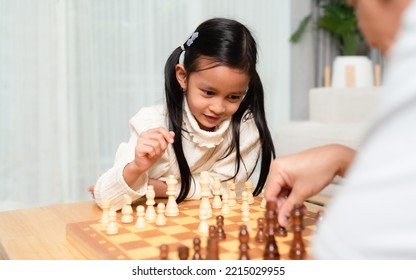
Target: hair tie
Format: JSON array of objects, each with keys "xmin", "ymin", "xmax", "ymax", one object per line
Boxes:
[{"xmin": 178, "ymin": 32, "xmax": 199, "ymax": 65}]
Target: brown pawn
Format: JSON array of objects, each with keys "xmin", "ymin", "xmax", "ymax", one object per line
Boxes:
[
  {"xmin": 160, "ymin": 244, "xmax": 169, "ymax": 260},
  {"xmin": 239, "ymin": 224, "xmax": 250, "ymax": 260},
  {"xmin": 255, "ymin": 217, "xmax": 265, "ymax": 243},
  {"xmin": 178, "ymin": 245, "xmax": 189, "ymax": 260},
  {"xmin": 276, "ymin": 223, "xmax": 288, "ymax": 237},
  {"xmin": 192, "ymin": 237, "xmax": 203, "ymax": 260},
  {"xmin": 216, "ymin": 215, "xmax": 226, "ymax": 240},
  {"xmin": 209, "ymin": 225, "xmax": 217, "ymax": 239},
  {"xmin": 289, "ymin": 205, "xmax": 306, "ymax": 260},
  {"xmin": 263, "ymin": 201, "xmax": 280, "ymax": 260},
  {"xmin": 206, "ymin": 237, "xmax": 220, "ymax": 260}
]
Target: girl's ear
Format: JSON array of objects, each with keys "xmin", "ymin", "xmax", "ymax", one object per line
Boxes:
[{"xmin": 175, "ymin": 64, "xmax": 187, "ymax": 90}]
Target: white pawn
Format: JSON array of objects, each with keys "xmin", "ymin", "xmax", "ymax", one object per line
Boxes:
[
  {"xmin": 121, "ymin": 194, "xmax": 134, "ymax": 223},
  {"xmin": 156, "ymin": 203, "xmax": 167, "ymax": 226},
  {"xmin": 240, "ymin": 191, "xmax": 250, "ymax": 212},
  {"xmin": 212, "ymin": 177, "xmax": 223, "ymax": 209},
  {"xmin": 198, "ymin": 208, "xmax": 209, "ymax": 235},
  {"xmin": 227, "ymin": 181, "xmax": 237, "ymax": 207},
  {"xmin": 242, "ymin": 209, "xmax": 251, "ymax": 232},
  {"xmin": 135, "ymin": 205, "xmax": 146, "ymax": 229},
  {"xmin": 165, "ymin": 175, "xmax": 179, "ymax": 216},
  {"xmin": 100, "ymin": 200, "xmax": 111, "ymax": 228},
  {"xmin": 106, "ymin": 210, "xmax": 119, "ymax": 235},
  {"xmin": 145, "ymin": 185, "xmax": 156, "ymax": 222},
  {"xmin": 260, "ymin": 189, "xmax": 267, "ymax": 209},
  {"xmin": 245, "ymin": 180, "xmax": 255, "ymax": 204},
  {"xmin": 221, "ymin": 192, "xmax": 231, "ymax": 215}
]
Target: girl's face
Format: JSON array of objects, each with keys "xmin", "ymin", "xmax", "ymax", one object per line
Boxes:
[{"xmin": 176, "ymin": 57, "xmax": 250, "ymax": 131}]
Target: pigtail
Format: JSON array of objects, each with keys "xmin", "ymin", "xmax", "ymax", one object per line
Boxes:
[{"xmin": 164, "ymin": 47, "xmax": 192, "ymax": 203}]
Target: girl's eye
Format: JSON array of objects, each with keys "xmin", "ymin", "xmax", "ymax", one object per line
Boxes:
[
  {"xmin": 228, "ymin": 95, "xmax": 243, "ymax": 101},
  {"xmin": 203, "ymin": 90, "xmax": 215, "ymax": 96}
]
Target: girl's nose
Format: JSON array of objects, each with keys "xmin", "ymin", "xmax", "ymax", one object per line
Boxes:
[{"xmin": 209, "ymin": 98, "xmax": 226, "ymax": 115}]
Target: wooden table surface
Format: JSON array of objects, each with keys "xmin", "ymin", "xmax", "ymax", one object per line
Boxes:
[{"xmin": 0, "ymin": 200, "xmax": 323, "ymax": 260}]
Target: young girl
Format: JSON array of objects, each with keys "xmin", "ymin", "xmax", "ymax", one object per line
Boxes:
[{"xmin": 94, "ymin": 18, "xmax": 275, "ymax": 211}]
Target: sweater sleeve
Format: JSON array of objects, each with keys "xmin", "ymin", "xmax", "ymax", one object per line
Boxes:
[{"xmin": 93, "ymin": 105, "xmax": 166, "ymax": 211}]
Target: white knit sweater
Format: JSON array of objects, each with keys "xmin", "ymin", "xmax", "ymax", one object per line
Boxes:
[{"xmin": 94, "ymin": 99, "xmax": 261, "ymax": 211}]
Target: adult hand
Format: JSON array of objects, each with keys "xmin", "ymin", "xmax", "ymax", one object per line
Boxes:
[{"xmin": 264, "ymin": 144, "xmax": 355, "ymax": 226}]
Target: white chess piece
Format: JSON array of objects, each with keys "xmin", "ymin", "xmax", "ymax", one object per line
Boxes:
[
  {"xmin": 242, "ymin": 209, "xmax": 251, "ymax": 232},
  {"xmin": 212, "ymin": 177, "xmax": 223, "ymax": 209},
  {"xmin": 165, "ymin": 175, "xmax": 179, "ymax": 216},
  {"xmin": 145, "ymin": 185, "xmax": 156, "ymax": 222},
  {"xmin": 260, "ymin": 189, "xmax": 267, "ymax": 208},
  {"xmin": 121, "ymin": 194, "xmax": 134, "ymax": 223},
  {"xmin": 245, "ymin": 180, "xmax": 254, "ymax": 204},
  {"xmin": 135, "ymin": 205, "xmax": 146, "ymax": 229},
  {"xmin": 199, "ymin": 172, "xmax": 212, "ymax": 218},
  {"xmin": 227, "ymin": 181, "xmax": 237, "ymax": 207},
  {"xmin": 221, "ymin": 192, "xmax": 231, "ymax": 215},
  {"xmin": 106, "ymin": 210, "xmax": 119, "ymax": 235},
  {"xmin": 198, "ymin": 208, "xmax": 209, "ymax": 235},
  {"xmin": 100, "ymin": 200, "xmax": 111, "ymax": 228},
  {"xmin": 240, "ymin": 191, "xmax": 250, "ymax": 212},
  {"xmin": 156, "ymin": 203, "xmax": 167, "ymax": 226}
]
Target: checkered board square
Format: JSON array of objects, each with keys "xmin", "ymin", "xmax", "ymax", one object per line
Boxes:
[{"xmin": 66, "ymin": 197, "xmax": 318, "ymax": 260}]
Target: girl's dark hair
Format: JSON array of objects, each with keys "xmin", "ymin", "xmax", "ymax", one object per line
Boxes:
[{"xmin": 164, "ymin": 18, "xmax": 276, "ymax": 203}]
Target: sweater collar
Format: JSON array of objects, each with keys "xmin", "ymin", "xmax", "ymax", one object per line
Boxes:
[{"xmin": 183, "ymin": 98, "xmax": 231, "ymax": 148}]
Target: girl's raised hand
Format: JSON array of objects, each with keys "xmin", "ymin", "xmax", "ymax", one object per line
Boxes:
[{"xmin": 132, "ymin": 127, "xmax": 174, "ymax": 173}]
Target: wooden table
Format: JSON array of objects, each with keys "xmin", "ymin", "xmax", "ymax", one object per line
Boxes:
[{"xmin": 0, "ymin": 200, "xmax": 323, "ymax": 260}]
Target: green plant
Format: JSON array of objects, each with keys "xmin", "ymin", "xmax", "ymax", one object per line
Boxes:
[{"xmin": 290, "ymin": 0, "xmax": 365, "ymax": 56}]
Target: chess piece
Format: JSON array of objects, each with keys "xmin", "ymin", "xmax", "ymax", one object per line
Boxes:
[
  {"xmin": 240, "ymin": 191, "xmax": 250, "ymax": 212},
  {"xmin": 135, "ymin": 205, "xmax": 146, "ymax": 229},
  {"xmin": 145, "ymin": 185, "xmax": 156, "ymax": 222},
  {"xmin": 106, "ymin": 210, "xmax": 119, "ymax": 235},
  {"xmin": 160, "ymin": 244, "xmax": 169, "ymax": 260},
  {"xmin": 206, "ymin": 237, "xmax": 219, "ymax": 260},
  {"xmin": 289, "ymin": 205, "xmax": 307, "ymax": 260},
  {"xmin": 178, "ymin": 245, "xmax": 189, "ymax": 260},
  {"xmin": 165, "ymin": 175, "xmax": 179, "ymax": 216},
  {"xmin": 192, "ymin": 237, "xmax": 203, "ymax": 260},
  {"xmin": 121, "ymin": 194, "xmax": 134, "ymax": 223},
  {"xmin": 242, "ymin": 208, "xmax": 251, "ymax": 232},
  {"xmin": 239, "ymin": 225, "xmax": 250, "ymax": 260},
  {"xmin": 227, "ymin": 181, "xmax": 237, "ymax": 207},
  {"xmin": 244, "ymin": 180, "xmax": 255, "ymax": 204},
  {"xmin": 255, "ymin": 217, "xmax": 265, "ymax": 243},
  {"xmin": 216, "ymin": 215, "xmax": 226, "ymax": 240},
  {"xmin": 260, "ymin": 189, "xmax": 267, "ymax": 208},
  {"xmin": 263, "ymin": 201, "xmax": 280, "ymax": 260},
  {"xmin": 211, "ymin": 177, "xmax": 223, "ymax": 209},
  {"xmin": 100, "ymin": 200, "xmax": 111, "ymax": 228},
  {"xmin": 199, "ymin": 172, "xmax": 212, "ymax": 218},
  {"xmin": 221, "ymin": 192, "xmax": 231, "ymax": 215},
  {"xmin": 198, "ymin": 208, "xmax": 209, "ymax": 234},
  {"xmin": 156, "ymin": 202, "xmax": 167, "ymax": 226},
  {"xmin": 209, "ymin": 225, "xmax": 217, "ymax": 239}
]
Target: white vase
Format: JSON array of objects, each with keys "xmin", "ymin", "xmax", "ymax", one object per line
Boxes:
[{"xmin": 331, "ymin": 56, "xmax": 374, "ymax": 88}]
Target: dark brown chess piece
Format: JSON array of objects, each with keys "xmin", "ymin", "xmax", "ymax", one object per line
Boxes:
[
  {"xmin": 239, "ymin": 224, "xmax": 250, "ymax": 260},
  {"xmin": 160, "ymin": 244, "xmax": 169, "ymax": 260},
  {"xmin": 216, "ymin": 215, "xmax": 226, "ymax": 240},
  {"xmin": 255, "ymin": 217, "xmax": 265, "ymax": 243},
  {"xmin": 209, "ymin": 225, "xmax": 217, "ymax": 239},
  {"xmin": 178, "ymin": 245, "xmax": 189, "ymax": 260},
  {"xmin": 263, "ymin": 201, "xmax": 280, "ymax": 260},
  {"xmin": 206, "ymin": 237, "xmax": 219, "ymax": 260},
  {"xmin": 192, "ymin": 237, "xmax": 203, "ymax": 260},
  {"xmin": 289, "ymin": 205, "xmax": 306, "ymax": 260}
]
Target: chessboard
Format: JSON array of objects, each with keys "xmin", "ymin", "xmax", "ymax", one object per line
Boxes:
[{"xmin": 66, "ymin": 197, "xmax": 319, "ymax": 260}]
